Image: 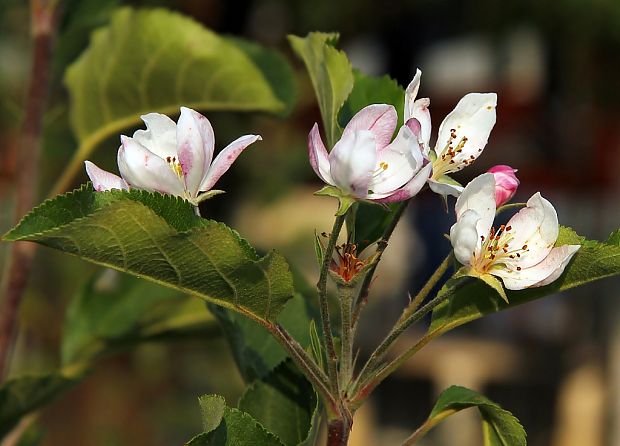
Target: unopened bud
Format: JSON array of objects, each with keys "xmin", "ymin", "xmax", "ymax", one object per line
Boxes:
[{"xmin": 487, "ymin": 165, "xmax": 519, "ymax": 207}]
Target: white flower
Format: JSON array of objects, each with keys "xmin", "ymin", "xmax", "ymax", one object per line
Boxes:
[
  {"xmin": 404, "ymin": 69, "xmax": 497, "ymax": 197},
  {"xmin": 449, "ymin": 173, "xmax": 580, "ymax": 290},
  {"xmin": 308, "ymin": 104, "xmax": 431, "ymax": 204},
  {"xmin": 85, "ymin": 107, "xmax": 261, "ymax": 205}
]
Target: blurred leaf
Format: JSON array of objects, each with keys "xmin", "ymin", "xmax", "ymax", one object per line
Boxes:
[
  {"xmin": 4, "ymin": 186, "xmax": 294, "ymax": 326},
  {"xmin": 0, "ymin": 371, "xmax": 83, "ymax": 438},
  {"xmin": 418, "ymin": 386, "xmax": 525, "ymax": 446},
  {"xmin": 199, "ymin": 395, "xmax": 226, "ymax": 434},
  {"xmin": 53, "ymin": 0, "xmax": 120, "ymax": 74},
  {"xmin": 62, "ymin": 270, "xmax": 218, "ymax": 365},
  {"xmin": 186, "ymin": 401, "xmax": 283, "ymax": 446},
  {"xmin": 288, "ymin": 32, "xmax": 353, "ymax": 146},
  {"xmin": 431, "ymin": 226, "xmax": 620, "ymax": 331},
  {"xmin": 57, "ymin": 7, "xmax": 296, "ymax": 193},
  {"xmin": 210, "ymin": 294, "xmax": 316, "ymax": 382},
  {"xmin": 238, "ymin": 361, "xmax": 317, "ymax": 446},
  {"xmin": 338, "ymin": 70, "xmax": 404, "ymax": 128}
]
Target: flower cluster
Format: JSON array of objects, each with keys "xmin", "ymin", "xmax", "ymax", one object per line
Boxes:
[
  {"xmin": 84, "ymin": 72, "xmax": 579, "ymax": 291},
  {"xmin": 306, "ymin": 69, "xmax": 578, "ymax": 291}
]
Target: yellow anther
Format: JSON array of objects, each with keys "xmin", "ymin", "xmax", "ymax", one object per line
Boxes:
[{"xmin": 380, "ymin": 161, "xmax": 388, "ymax": 170}]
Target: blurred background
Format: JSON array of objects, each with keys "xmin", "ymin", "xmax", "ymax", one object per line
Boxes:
[{"xmin": 1, "ymin": 0, "xmax": 620, "ymax": 445}]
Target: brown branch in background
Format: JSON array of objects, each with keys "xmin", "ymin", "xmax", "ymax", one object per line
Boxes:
[{"xmin": 0, "ymin": 0, "xmax": 61, "ymax": 381}]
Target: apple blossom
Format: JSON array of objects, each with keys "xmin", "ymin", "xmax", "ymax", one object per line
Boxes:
[
  {"xmin": 308, "ymin": 104, "xmax": 432, "ymax": 207},
  {"xmin": 84, "ymin": 107, "xmax": 261, "ymax": 206},
  {"xmin": 449, "ymin": 173, "xmax": 580, "ymax": 290},
  {"xmin": 487, "ymin": 165, "xmax": 519, "ymax": 207},
  {"xmin": 404, "ymin": 69, "xmax": 497, "ymax": 197}
]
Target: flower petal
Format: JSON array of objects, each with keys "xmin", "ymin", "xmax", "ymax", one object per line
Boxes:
[
  {"xmin": 117, "ymin": 136, "xmax": 185, "ymax": 196},
  {"xmin": 450, "ymin": 209, "xmax": 481, "ymax": 265},
  {"xmin": 176, "ymin": 107, "xmax": 215, "ymax": 197},
  {"xmin": 411, "ymin": 98, "xmax": 432, "ymax": 153},
  {"xmin": 84, "ymin": 161, "xmax": 128, "ymax": 191},
  {"xmin": 428, "ymin": 178, "xmax": 464, "ymax": 197},
  {"xmin": 454, "ymin": 173, "xmax": 496, "ymax": 242},
  {"xmin": 504, "ymin": 192, "xmax": 559, "ymax": 268},
  {"xmin": 434, "ymin": 93, "xmax": 497, "ymax": 172},
  {"xmin": 369, "ymin": 126, "xmax": 423, "ymax": 195},
  {"xmin": 200, "ymin": 134, "xmax": 261, "ymax": 192},
  {"xmin": 132, "ymin": 113, "xmax": 178, "ymax": 160},
  {"xmin": 374, "ymin": 162, "xmax": 432, "ymax": 203},
  {"xmin": 493, "ymin": 244, "xmax": 580, "ymax": 290},
  {"xmin": 404, "ymin": 68, "xmax": 422, "ymax": 121},
  {"xmin": 343, "ymin": 104, "xmax": 397, "ymax": 150},
  {"xmin": 329, "ymin": 130, "xmax": 377, "ymax": 198},
  {"xmin": 308, "ymin": 123, "xmax": 334, "ymax": 185}
]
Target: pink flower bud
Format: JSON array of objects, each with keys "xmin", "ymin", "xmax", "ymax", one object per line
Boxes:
[{"xmin": 487, "ymin": 165, "xmax": 519, "ymax": 207}]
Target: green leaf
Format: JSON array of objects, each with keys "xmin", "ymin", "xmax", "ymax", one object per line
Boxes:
[
  {"xmin": 352, "ymin": 202, "xmax": 400, "ymax": 253},
  {"xmin": 308, "ymin": 320, "xmax": 323, "ymax": 370},
  {"xmin": 58, "ymin": 7, "xmax": 296, "ymax": 193},
  {"xmin": 62, "ymin": 270, "xmax": 218, "ymax": 365},
  {"xmin": 238, "ymin": 361, "xmax": 317, "ymax": 446},
  {"xmin": 187, "ymin": 403, "xmax": 284, "ymax": 446},
  {"xmin": 288, "ymin": 32, "xmax": 354, "ymax": 147},
  {"xmin": 4, "ymin": 187, "xmax": 294, "ymax": 325},
  {"xmin": 431, "ymin": 226, "xmax": 620, "ymax": 332},
  {"xmin": 199, "ymin": 395, "xmax": 227, "ymax": 434},
  {"xmin": 0, "ymin": 371, "xmax": 84, "ymax": 438},
  {"xmin": 338, "ymin": 70, "xmax": 404, "ymax": 129},
  {"xmin": 210, "ymin": 294, "xmax": 316, "ymax": 382},
  {"xmin": 420, "ymin": 386, "xmax": 526, "ymax": 446}
]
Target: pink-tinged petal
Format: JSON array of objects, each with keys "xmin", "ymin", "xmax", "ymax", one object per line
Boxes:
[
  {"xmin": 176, "ymin": 107, "xmax": 215, "ymax": 197},
  {"xmin": 427, "ymin": 178, "xmax": 464, "ymax": 197},
  {"xmin": 84, "ymin": 161, "xmax": 128, "ymax": 191},
  {"xmin": 200, "ymin": 134, "xmax": 261, "ymax": 192},
  {"xmin": 374, "ymin": 162, "xmax": 432, "ymax": 203},
  {"xmin": 504, "ymin": 192, "xmax": 558, "ymax": 268},
  {"xmin": 411, "ymin": 98, "xmax": 431, "ymax": 153},
  {"xmin": 487, "ymin": 164, "xmax": 519, "ymax": 206},
  {"xmin": 449, "ymin": 209, "xmax": 481, "ymax": 266},
  {"xmin": 308, "ymin": 123, "xmax": 334, "ymax": 185},
  {"xmin": 369, "ymin": 126, "xmax": 422, "ymax": 195},
  {"xmin": 434, "ymin": 93, "xmax": 497, "ymax": 172},
  {"xmin": 404, "ymin": 69, "xmax": 422, "ymax": 121},
  {"xmin": 132, "ymin": 113, "xmax": 178, "ymax": 160},
  {"xmin": 454, "ymin": 173, "xmax": 496, "ymax": 243},
  {"xmin": 343, "ymin": 104, "xmax": 397, "ymax": 150},
  {"xmin": 328, "ymin": 130, "xmax": 377, "ymax": 198},
  {"xmin": 493, "ymin": 244, "xmax": 580, "ymax": 290},
  {"xmin": 117, "ymin": 136, "xmax": 185, "ymax": 196}
]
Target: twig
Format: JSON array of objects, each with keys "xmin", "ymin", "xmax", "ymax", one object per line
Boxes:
[{"xmin": 0, "ymin": 0, "xmax": 60, "ymax": 380}]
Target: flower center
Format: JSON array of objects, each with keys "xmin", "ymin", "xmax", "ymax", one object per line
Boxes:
[
  {"xmin": 165, "ymin": 156, "xmax": 184, "ymax": 179},
  {"xmin": 431, "ymin": 128, "xmax": 474, "ymax": 178},
  {"xmin": 332, "ymin": 243, "xmax": 366, "ymax": 282},
  {"xmin": 471, "ymin": 224, "xmax": 530, "ymax": 273}
]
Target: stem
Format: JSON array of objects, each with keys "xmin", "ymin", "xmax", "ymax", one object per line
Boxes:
[
  {"xmin": 317, "ymin": 213, "xmax": 346, "ymax": 393},
  {"xmin": 352, "ymin": 200, "xmax": 409, "ymax": 328},
  {"xmin": 326, "ymin": 418, "xmax": 352, "ymax": 446},
  {"xmin": 337, "ymin": 284, "xmax": 355, "ymax": 392},
  {"xmin": 351, "ymin": 320, "xmax": 462, "ymax": 408},
  {"xmin": 0, "ymin": 0, "xmax": 60, "ymax": 381},
  {"xmin": 401, "ymin": 410, "xmax": 457, "ymax": 445},
  {"xmin": 395, "ymin": 253, "xmax": 452, "ymax": 326},
  {"xmin": 352, "ymin": 279, "xmax": 466, "ymax": 401},
  {"xmin": 269, "ymin": 323, "xmax": 337, "ymax": 412}
]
